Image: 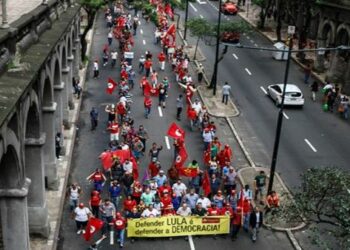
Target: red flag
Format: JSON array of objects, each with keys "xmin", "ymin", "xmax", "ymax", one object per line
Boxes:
[
  {"xmin": 174, "ymin": 146, "xmax": 188, "ymax": 169},
  {"xmin": 237, "ymin": 190, "xmax": 244, "ymax": 209},
  {"xmin": 165, "ymin": 3, "xmax": 174, "ymax": 20},
  {"xmin": 150, "ymin": 86, "xmax": 159, "ymax": 96},
  {"xmin": 106, "ymin": 77, "xmax": 118, "ymax": 94},
  {"xmin": 83, "ymin": 217, "xmax": 104, "ymax": 241},
  {"xmin": 99, "ymin": 151, "xmax": 113, "ymax": 170},
  {"xmin": 178, "ymin": 167, "xmax": 198, "ymax": 177},
  {"xmin": 202, "ymin": 171, "xmax": 211, "ymax": 196},
  {"xmin": 167, "ymin": 122, "xmax": 185, "ymax": 140},
  {"xmin": 112, "ymin": 149, "xmax": 131, "ymax": 164},
  {"xmin": 166, "ymin": 23, "xmax": 176, "ymax": 36},
  {"xmin": 130, "ymin": 156, "xmax": 139, "ymax": 180}
]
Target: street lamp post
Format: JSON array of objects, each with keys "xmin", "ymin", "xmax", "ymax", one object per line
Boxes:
[
  {"xmin": 184, "ymin": 0, "xmax": 189, "ymax": 40},
  {"xmin": 209, "ymin": 0, "xmax": 223, "ymax": 96},
  {"xmin": 267, "ymin": 34, "xmax": 294, "ymax": 194}
]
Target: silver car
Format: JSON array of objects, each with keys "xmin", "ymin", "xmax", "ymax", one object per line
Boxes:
[{"xmin": 267, "ymin": 84, "xmax": 304, "ymax": 107}]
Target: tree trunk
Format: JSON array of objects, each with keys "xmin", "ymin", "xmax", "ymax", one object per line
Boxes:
[
  {"xmin": 275, "ymin": 0, "xmax": 282, "ymax": 41},
  {"xmin": 258, "ymin": 0, "xmax": 273, "ymax": 29},
  {"xmin": 80, "ymin": 10, "xmax": 96, "ymax": 62},
  {"xmin": 193, "ymin": 36, "xmax": 200, "ymax": 60}
]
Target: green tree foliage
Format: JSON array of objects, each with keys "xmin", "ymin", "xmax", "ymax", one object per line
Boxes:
[
  {"xmin": 276, "ymin": 167, "xmax": 350, "ymax": 249},
  {"xmin": 186, "ymin": 18, "xmax": 213, "ymax": 59},
  {"xmin": 220, "ymin": 20, "xmax": 251, "ymax": 34},
  {"xmin": 80, "ymin": 0, "xmax": 105, "ymax": 61}
]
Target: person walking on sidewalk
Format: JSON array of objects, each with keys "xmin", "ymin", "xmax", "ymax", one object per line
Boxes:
[
  {"xmin": 222, "ymin": 82, "xmax": 231, "ymax": 105},
  {"xmin": 176, "ymin": 94, "xmax": 184, "ymax": 121},
  {"xmin": 197, "ymin": 63, "xmax": 204, "ymax": 83},
  {"xmin": 304, "ymin": 64, "xmax": 312, "ymax": 84},
  {"xmin": 310, "ymin": 81, "xmax": 319, "ymax": 101},
  {"xmin": 90, "ymin": 107, "xmax": 99, "ymax": 131},
  {"xmin": 249, "ymin": 206, "xmax": 263, "ymax": 242},
  {"xmin": 93, "ymin": 60, "xmax": 99, "ymax": 78}
]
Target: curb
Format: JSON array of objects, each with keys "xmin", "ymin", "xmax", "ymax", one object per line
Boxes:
[{"xmin": 51, "ymin": 12, "xmax": 97, "ymax": 250}]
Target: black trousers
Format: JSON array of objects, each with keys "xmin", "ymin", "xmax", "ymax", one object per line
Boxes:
[{"xmin": 177, "ymin": 107, "xmax": 183, "ymax": 119}]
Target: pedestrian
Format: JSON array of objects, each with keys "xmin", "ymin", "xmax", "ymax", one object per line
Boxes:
[
  {"xmin": 158, "ymin": 84, "xmax": 167, "ymax": 108},
  {"xmin": 137, "ymin": 125, "xmax": 149, "ymax": 153},
  {"xmin": 111, "ymin": 50, "xmax": 118, "ymax": 68},
  {"xmin": 184, "ymin": 189, "xmax": 199, "ymax": 210},
  {"xmin": 90, "ymin": 107, "xmax": 99, "ymax": 131},
  {"xmin": 87, "ymin": 168, "xmax": 107, "ymax": 192},
  {"xmin": 254, "ymin": 170, "xmax": 267, "ymax": 204},
  {"xmin": 107, "ymin": 31, "xmax": 113, "ymax": 46},
  {"xmin": 110, "ymin": 212, "xmax": 127, "ymax": 248},
  {"xmin": 304, "ymin": 64, "xmax": 312, "ymax": 84},
  {"xmin": 172, "ymin": 178, "xmax": 187, "ymax": 198},
  {"xmin": 158, "ymin": 51, "xmax": 166, "ymax": 71},
  {"xmin": 149, "ymin": 142, "xmax": 163, "ymax": 162},
  {"xmin": 107, "ymin": 120, "xmax": 120, "ymax": 142},
  {"xmin": 231, "ymin": 207, "xmax": 242, "ymax": 241},
  {"xmin": 144, "ymin": 58, "xmax": 153, "ymax": 77},
  {"xmin": 109, "ymin": 180, "xmax": 122, "ymax": 210},
  {"xmin": 222, "ymin": 82, "xmax": 231, "ymax": 105},
  {"xmin": 93, "ymin": 60, "xmax": 99, "ymax": 78},
  {"xmin": 249, "ymin": 206, "xmax": 263, "ymax": 242},
  {"xmin": 176, "ymin": 94, "xmax": 184, "ymax": 121},
  {"xmin": 100, "ymin": 199, "xmax": 116, "ymax": 236},
  {"xmin": 310, "ymin": 81, "xmax": 318, "ymax": 101},
  {"xmin": 151, "ymin": 70, "xmax": 158, "ymax": 88},
  {"xmin": 197, "ymin": 63, "xmax": 204, "ymax": 83},
  {"xmin": 144, "ymin": 95, "xmax": 152, "ymax": 119},
  {"xmin": 132, "ymin": 15, "xmax": 139, "ymax": 35},
  {"xmin": 55, "ymin": 132, "xmax": 62, "ymax": 160},
  {"xmin": 128, "ymin": 68, "xmax": 136, "ymax": 89},
  {"xmin": 67, "ymin": 183, "xmax": 82, "ymax": 211},
  {"xmin": 72, "ymin": 203, "xmax": 91, "ymax": 234},
  {"xmin": 89, "ymin": 190, "xmax": 101, "ymax": 218}
]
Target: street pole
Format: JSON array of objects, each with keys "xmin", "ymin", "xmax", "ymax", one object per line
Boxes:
[
  {"xmin": 209, "ymin": 0, "xmax": 222, "ymax": 95},
  {"xmin": 184, "ymin": 0, "xmax": 189, "ymax": 40},
  {"xmin": 267, "ymin": 36, "xmax": 293, "ymax": 194}
]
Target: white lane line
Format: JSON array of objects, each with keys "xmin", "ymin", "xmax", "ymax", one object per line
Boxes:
[
  {"xmin": 200, "ymin": 14, "xmax": 204, "ymax": 18},
  {"xmin": 189, "ymin": 235, "xmax": 195, "ymax": 250},
  {"xmin": 232, "ymin": 53, "xmax": 238, "ymax": 60},
  {"xmin": 138, "ymin": 21, "xmax": 141, "ymax": 25},
  {"xmin": 245, "ymin": 68, "xmax": 252, "ymax": 75},
  {"xmin": 254, "ymin": 43, "xmax": 258, "ymax": 47},
  {"xmin": 140, "ymin": 29, "xmax": 143, "ymax": 34},
  {"xmin": 197, "ymin": 0, "xmax": 206, "ymax": 4},
  {"xmin": 283, "ymin": 112, "xmax": 289, "ymax": 120},
  {"xmin": 189, "ymin": 2, "xmax": 198, "ymax": 12},
  {"xmin": 260, "ymin": 86, "xmax": 267, "ymax": 95},
  {"xmin": 165, "ymin": 136, "xmax": 171, "ymax": 150},
  {"xmin": 158, "ymin": 106, "xmax": 163, "ymax": 117},
  {"xmin": 110, "ymin": 231, "xmax": 114, "ymax": 245},
  {"xmin": 143, "ymin": 39, "xmax": 146, "ymax": 45},
  {"xmin": 304, "ymin": 139, "xmax": 317, "ymax": 152},
  {"xmin": 213, "ymin": 6, "xmax": 218, "ymax": 11}
]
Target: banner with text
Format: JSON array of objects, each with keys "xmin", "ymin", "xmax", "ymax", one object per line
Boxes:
[{"xmin": 127, "ymin": 216, "xmax": 230, "ymax": 237}]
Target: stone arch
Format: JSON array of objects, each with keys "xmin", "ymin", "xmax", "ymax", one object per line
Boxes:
[
  {"xmin": 7, "ymin": 112, "xmax": 19, "ymax": 140},
  {"xmin": 42, "ymin": 74, "xmax": 53, "ymax": 107},
  {"xmin": 320, "ymin": 20, "xmax": 336, "ymax": 46},
  {"xmin": 335, "ymin": 24, "xmax": 350, "ymax": 46}
]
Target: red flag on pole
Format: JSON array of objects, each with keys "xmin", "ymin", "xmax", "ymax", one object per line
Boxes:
[
  {"xmin": 130, "ymin": 156, "xmax": 139, "ymax": 180},
  {"xmin": 112, "ymin": 149, "xmax": 131, "ymax": 164},
  {"xmin": 174, "ymin": 146, "xmax": 188, "ymax": 169},
  {"xmin": 178, "ymin": 167, "xmax": 198, "ymax": 177},
  {"xmin": 167, "ymin": 122, "xmax": 185, "ymax": 140},
  {"xmin": 202, "ymin": 171, "xmax": 211, "ymax": 196},
  {"xmin": 106, "ymin": 77, "xmax": 118, "ymax": 94},
  {"xmin": 83, "ymin": 217, "xmax": 104, "ymax": 241},
  {"xmin": 164, "ymin": 3, "xmax": 174, "ymax": 20},
  {"xmin": 99, "ymin": 151, "xmax": 113, "ymax": 170}
]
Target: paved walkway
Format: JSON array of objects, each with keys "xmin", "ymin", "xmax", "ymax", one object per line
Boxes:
[{"xmin": 0, "ymin": 0, "xmax": 42, "ymax": 25}]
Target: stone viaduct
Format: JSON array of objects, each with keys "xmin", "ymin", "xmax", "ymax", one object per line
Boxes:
[{"xmin": 0, "ymin": 0, "xmax": 81, "ymax": 249}]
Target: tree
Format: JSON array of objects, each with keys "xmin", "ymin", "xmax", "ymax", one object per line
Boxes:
[
  {"xmin": 252, "ymin": 0, "xmax": 274, "ymax": 29},
  {"xmin": 80, "ymin": 0, "xmax": 105, "ymax": 61},
  {"xmin": 273, "ymin": 167, "xmax": 350, "ymax": 249},
  {"xmin": 186, "ymin": 18, "xmax": 213, "ymax": 60}
]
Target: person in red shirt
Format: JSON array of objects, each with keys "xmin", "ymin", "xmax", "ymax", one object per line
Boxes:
[
  {"xmin": 87, "ymin": 168, "xmax": 106, "ymax": 192},
  {"xmin": 110, "ymin": 212, "xmax": 126, "ymax": 248},
  {"xmin": 162, "ymin": 204, "xmax": 176, "ymax": 216},
  {"xmin": 107, "ymin": 120, "xmax": 120, "ymax": 142},
  {"xmin": 140, "ymin": 76, "xmax": 150, "ymax": 96},
  {"xmin": 160, "ymin": 193, "xmax": 172, "ymax": 213},
  {"xmin": 120, "ymin": 68, "xmax": 128, "ymax": 80},
  {"xmin": 207, "ymin": 203, "xmax": 220, "ymax": 216},
  {"xmin": 158, "ymin": 183, "xmax": 172, "ymax": 198},
  {"xmin": 158, "ymin": 51, "xmax": 166, "ymax": 71},
  {"xmin": 144, "ymin": 58, "xmax": 153, "ymax": 77},
  {"xmin": 148, "ymin": 161, "xmax": 160, "ymax": 177},
  {"xmin": 231, "ymin": 207, "xmax": 243, "ymax": 241},
  {"xmin": 131, "ymin": 180, "xmax": 143, "ymax": 203},
  {"xmin": 221, "ymin": 203, "xmax": 234, "ymax": 218},
  {"xmin": 123, "ymin": 195, "xmax": 137, "ymax": 216},
  {"xmin": 89, "ymin": 190, "xmax": 101, "ymax": 218},
  {"xmin": 144, "ymin": 95, "xmax": 152, "ymax": 119}
]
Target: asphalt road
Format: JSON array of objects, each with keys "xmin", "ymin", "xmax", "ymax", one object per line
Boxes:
[
  {"xmin": 58, "ymin": 5, "xmax": 294, "ymax": 250},
  {"xmin": 183, "ymin": 0, "xmax": 350, "ymax": 189}
]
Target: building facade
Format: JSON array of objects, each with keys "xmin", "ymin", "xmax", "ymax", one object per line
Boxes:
[{"xmin": 0, "ymin": 0, "xmax": 81, "ymax": 249}]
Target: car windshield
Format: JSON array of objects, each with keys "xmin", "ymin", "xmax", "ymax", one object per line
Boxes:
[{"xmin": 286, "ymin": 92, "xmax": 302, "ymax": 97}]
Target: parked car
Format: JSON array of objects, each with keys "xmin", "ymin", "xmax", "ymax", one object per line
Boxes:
[
  {"xmin": 221, "ymin": 31, "xmax": 240, "ymax": 44},
  {"xmin": 267, "ymin": 84, "xmax": 305, "ymax": 107},
  {"xmin": 221, "ymin": 1, "xmax": 238, "ymax": 15}
]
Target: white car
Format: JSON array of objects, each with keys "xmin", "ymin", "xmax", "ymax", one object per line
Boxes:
[{"xmin": 267, "ymin": 84, "xmax": 304, "ymax": 107}]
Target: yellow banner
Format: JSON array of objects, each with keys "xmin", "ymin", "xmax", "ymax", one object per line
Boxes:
[{"xmin": 127, "ymin": 216, "xmax": 230, "ymax": 237}]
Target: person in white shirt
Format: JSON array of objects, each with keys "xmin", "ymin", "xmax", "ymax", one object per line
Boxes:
[
  {"xmin": 73, "ymin": 203, "xmax": 91, "ymax": 234},
  {"xmin": 141, "ymin": 205, "xmax": 161, "ymax": 218},
  {"xmin": 122, "ymin": 159, "xmax": 133, "ymax": 173},
  {"xmin": 197, "ymin": 193, "xmax": 211, "ymax": 209},
  {"xmin": 176, "ymin": 203, "xmax": 192, "ymax": 216},
  {"xmin": 111, "ymin": 50, "xmax": 118, "ymax": 67},
  {"xmin": 191, "ymin": 99, "xmax": 202, "ymax": 115},
  {"xmin": 93, "ymin": 60, "xmax": 99, "ymax": 78},
  {"xmin": 172, "ymin": 179, "xmax": 187, "ymax": 197},
  {"xmin": 202, "ymin": 128, "xmax": 214, "ymax": 151}
]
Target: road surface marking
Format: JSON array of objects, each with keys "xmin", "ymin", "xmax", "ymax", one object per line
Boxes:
[
  {"xmin": 304, "ymin": 139, "xmax": 317, "ymax": 152},
  {"xmin": 197, "ymin": 0, "xmax": 207, "ymax": 4},
  {"xmin": 143, "ymin": 39, "xmax": 146, "ymax": 45},
  {"xmin": 110, "ymin": 231, "xmax": 114, "ymax": 245},
  {"xmin": 214, "ymin": 6, "xmax": 219, "ymax": 11},
  {"xmin": 245, "ymin": 68, "xmax": 252, "ymax": 75},
  {"xmin": 138, "ymin": 21, "xmax": 141, "ymax": 25},
  {"xmin": 200, "ymin": 14, "xmax": 204, "ymax": 18},
  {"xmin": 232, "ymin": 53, "xmax": 238, "ymax": 60},
  {"xmin": 254, "ymin": 43, "xmax": 258, "ymax": 47},
  {"xmin": 260, "ymin": 86, "xmax": 267, "ymax": 94},
  {"xmin": 189, "ymin": 3, "xmax": 198, "ymax": 12},
  {"xmin": 283, "ymin": 112, "xmax": 289, "ymax": 119},
  {"xmin": 140, "ymin": 29, "xmax": 143, "ymax": 34},
  {"xmin": 189, "ymin": 236, "xmax": 195, "ymax": 250},
  {"xmin": 165, "ymin": 136, "xmax": 171, "ymax": 149},
  {"xmin": 250, "ymin": 39, "xmax": 254, "ymax": 43},
  {"xmin": 158, "ymin": 106, "xmax": 163, "ymax": 117}
]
